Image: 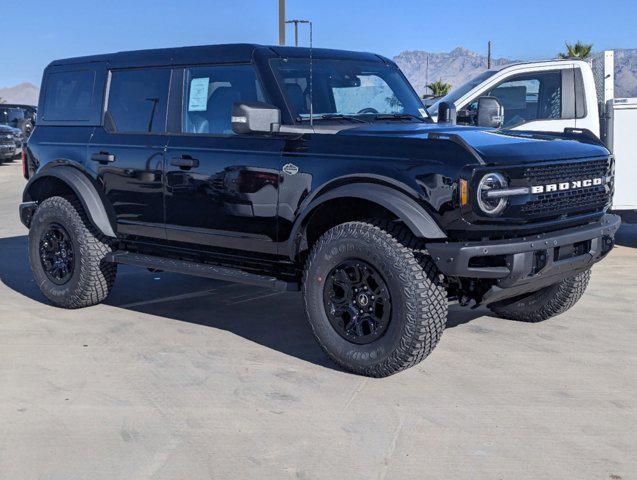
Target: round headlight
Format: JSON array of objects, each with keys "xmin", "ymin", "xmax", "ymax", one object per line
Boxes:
[{"xmin": 477, "ymin": 172, "xmax": 508, "ymax": 216}]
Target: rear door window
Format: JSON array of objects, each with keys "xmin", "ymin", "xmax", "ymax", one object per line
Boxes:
[
  {"xmin": 106, "ymin": 68, "xmax": 171, "ymax": 133},
  {"xmin": 43, "ymin": 70, "xmax": 95, "ymax": 121}
]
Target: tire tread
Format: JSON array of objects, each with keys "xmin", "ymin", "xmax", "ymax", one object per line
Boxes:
[
  {"xmin": 488, "ymin": 270, "xmax": 591, "ymax": 322},
  {"xmin": 302, "ymin": 220, "xmax": 447, "ymax": 377},
  {"xmin": 29, "ymin": 196, "xmax": 116, "ymax": 309}
]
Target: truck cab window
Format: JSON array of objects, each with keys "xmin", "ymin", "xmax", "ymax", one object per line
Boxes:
[
  {"xmin": 487, "ymin": 71, "xmax": 562, "ymax": 127},
  {"xmin": 182, "ymin": 65, "xmax": 265, "ymax": 135}
]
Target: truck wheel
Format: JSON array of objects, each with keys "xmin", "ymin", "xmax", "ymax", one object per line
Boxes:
[
  {"xmin": 488, "ymin": 270, "xmax": 591, "ymax": 322},
  {"xmin": 28, "ymin": 196, "xmax": 117, "ymax": 309},
  {"xmin": 302, "ymin": 221, "xmax": 447, "ymax": 377}
]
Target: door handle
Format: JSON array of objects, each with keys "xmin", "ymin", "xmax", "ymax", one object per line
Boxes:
[
  {"xmin": 91, "ymin": 152, "xmax": 116, "ymax": 163},
  {"xmin": 170, "ymin": 156, "xmax": 199, "ymax": 169}
]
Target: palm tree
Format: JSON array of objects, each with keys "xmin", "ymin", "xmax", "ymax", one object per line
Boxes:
[
  {"xmin": 558, "ymin": 41, "xmax": 593, "ymax": 59},
  {"xmin": 426, "ymin": 80, "xmax": 452, "ymax": 97}
]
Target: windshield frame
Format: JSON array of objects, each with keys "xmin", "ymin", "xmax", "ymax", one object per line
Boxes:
[{"xmin": 269, "ymin": 57, "xmax": 432, "ymax": 124}]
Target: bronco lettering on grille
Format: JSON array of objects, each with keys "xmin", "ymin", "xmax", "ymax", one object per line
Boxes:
[{"xmin": 531, "ymin": 177, "xmax": 604, "ymax": 194}]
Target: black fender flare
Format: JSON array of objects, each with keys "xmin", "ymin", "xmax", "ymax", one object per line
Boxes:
[
  {"xmin": 287, "ymin": 183, "xmax": 446, "ymax": 257},
  {"xmin": 23, "ymin": 165, "xmax": 117, "ymax": 238}
]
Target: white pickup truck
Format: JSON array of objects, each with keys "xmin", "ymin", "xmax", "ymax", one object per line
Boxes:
[{"xmin": 428, "ymin": 51, "xmax": 636, "ymax": 219}]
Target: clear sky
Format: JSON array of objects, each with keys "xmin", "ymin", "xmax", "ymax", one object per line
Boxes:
[{"xmin": 2, "ymin": 0, "xmax": 636, "ymax": 87}]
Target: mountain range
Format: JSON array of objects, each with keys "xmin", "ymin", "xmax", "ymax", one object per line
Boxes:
[
  {"xmin": 394, "ymin": 47, "xmax": 637, "ymax": 98},
  {"xmin": 0, "ymin": 82, "xmax": 40, "ymax": 105},
  {"xmin": 394, "ymin": 47, "xmax": 518, "ymax": 96},
  {"xmin": 2, "ymin": 47, "xmax": 637, "ymax": 106}
]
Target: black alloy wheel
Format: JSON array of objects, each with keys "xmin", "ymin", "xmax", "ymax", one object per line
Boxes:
[
  {"xmin": 39, "ymin": 222, "xmax": 75, "ymax": 285},
  {"xmin": 323, "ymin": 259, "xmax": 391, "ymax": 345}
]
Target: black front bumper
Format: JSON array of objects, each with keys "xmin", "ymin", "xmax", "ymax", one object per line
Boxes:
[{"xmin": 427, "ymin": 214, "xmax": 621, "ymax": 305}]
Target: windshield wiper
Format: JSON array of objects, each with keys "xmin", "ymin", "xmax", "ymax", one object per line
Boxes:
[
  {"xmin": 298, "ymin": 114, "xmax": 367, "ymax": 123},
  {"xmin": 371, "ymin": 113, "xmax": 426, "ymax": 123}
]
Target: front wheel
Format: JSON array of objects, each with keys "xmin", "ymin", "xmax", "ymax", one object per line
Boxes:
[
  {"xmin": 302, "ymin": 221, "xmax": 448, "ymax": 377},
  {"xmin": 488, "ymin": 269, "xmax": 591, "ymax": 322}
]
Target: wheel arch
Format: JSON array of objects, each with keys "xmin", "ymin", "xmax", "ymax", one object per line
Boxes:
[
  {"xmin": 22, "ymin": 164, "xmax": 117, "ymax": 238},
  {"xmin": 287, "ymin": 183, "xmax": 446, "ymax": 261}
]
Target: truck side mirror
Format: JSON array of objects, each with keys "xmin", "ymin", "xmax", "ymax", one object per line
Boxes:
[
  {"xmin": 232, "ymin": 102, "xmax": 282, "ymax": 135},
  {"xmin": 477, "ymin": 96, "xmax": 504, "ymax": 128},
  {"xmin": 437, "ymin": 101, "xmax": 457, "ymax": 125}
]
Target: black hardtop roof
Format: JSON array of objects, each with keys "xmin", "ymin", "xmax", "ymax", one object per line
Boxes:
[
  {"xmin": 49, "ymin": 43, "xmax": 392, "ymax": 68},
  {"xmin": 1, "ymin": 103, "xmax": 37, "ymax": 109}
]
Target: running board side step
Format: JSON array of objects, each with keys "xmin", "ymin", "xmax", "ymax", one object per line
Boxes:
[{"xmin": 105, "ymin": 251, "xmax": 299, "ymax": 291}]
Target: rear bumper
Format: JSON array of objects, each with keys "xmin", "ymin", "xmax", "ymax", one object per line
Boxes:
[{"xmin": 427, "ymin": 214, "xmax": 621, "ymax": 305}]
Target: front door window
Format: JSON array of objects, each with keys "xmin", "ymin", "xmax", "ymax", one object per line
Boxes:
[{"xmin": 487, "ymin": 71, "xmax": 562, "ymax": 127}]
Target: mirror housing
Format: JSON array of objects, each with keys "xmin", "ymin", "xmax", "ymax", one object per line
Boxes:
[
  {"xmin": 477, "ymin": 96, "xmax": 504, "ymax": 128},
  {"xmin": 232, "ymin": 102, "xmax": 282, "ymax": 135},
  {"xmin": 437, "ymin": 101, "xmax": 457, "ymax": 124}
]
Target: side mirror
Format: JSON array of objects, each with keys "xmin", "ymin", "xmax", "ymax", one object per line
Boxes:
[
  {"xmin": 232, "ymin": 102, "xmax": 281, "ymax": 135},
  {"xmin": 437, "ymin": 101, "xmax": 457, "ymax": 125},
  {"xmin": 477, "ymin": 96, "xmax": 504, "ymax": 128}
]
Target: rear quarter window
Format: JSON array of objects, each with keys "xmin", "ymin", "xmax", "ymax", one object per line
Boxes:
[{"xmin": 42, "ymin": 70, "xmax": 96, "ymax": 122}]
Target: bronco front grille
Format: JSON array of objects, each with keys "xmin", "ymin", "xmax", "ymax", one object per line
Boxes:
[
  {"xmin": 521, "ymin": 185, "xmax": 608, "ymax": 216},
  {"xmin": 522, "ymin": 158, "xmax": 610, "ymax": 184},
  {"xmin": 519, "ymin": 157, "xmax": 613, "ymax": 220}
]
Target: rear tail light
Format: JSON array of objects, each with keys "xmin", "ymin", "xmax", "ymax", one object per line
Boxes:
[{"xmin": 22, "ymin": 148, "xmax": 27, "ymax": 179}]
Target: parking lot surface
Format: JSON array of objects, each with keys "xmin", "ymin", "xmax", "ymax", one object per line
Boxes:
[{"xmin": 0, "ymin": 159, "xmax": 635, "ymax": 480}]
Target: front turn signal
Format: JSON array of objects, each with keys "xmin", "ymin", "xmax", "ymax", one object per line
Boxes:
[{"xmin": 459, "ymin": 179, "xmax": 468, "ymax": 206}]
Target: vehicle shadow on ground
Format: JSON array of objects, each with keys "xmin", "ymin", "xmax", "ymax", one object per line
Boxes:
[
  {"xmin": 615, "ymin": 223, "xmax": 637, "ymax": 248},
  {"xmin": 0, "ymin": 234, "xmax": 486, "ymax": 370}
]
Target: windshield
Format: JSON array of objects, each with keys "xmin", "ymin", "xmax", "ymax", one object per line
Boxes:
[
  {"xmin": 0, "ymin": 107, "xmax": 24, "ymax": 128},
  {"xmin": 428, "ymin": 70, "xmax": 498, "ymax": 115},
  {"xmin": 271, "ymin": 58, "xmax": 429, "ymax": 122}
]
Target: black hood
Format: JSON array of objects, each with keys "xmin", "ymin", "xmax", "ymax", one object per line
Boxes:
[{"xmin": 337, "ymin": 123, "xmax": 609, "ymax": 164}]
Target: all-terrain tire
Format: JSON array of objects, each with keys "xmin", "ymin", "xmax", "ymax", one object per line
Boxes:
[
  {"xmin": 488, "ymin": 269, "xmax": 591, "ymax": 322},
  {"xmin": 302, "ymin": 220, "xmax": 448, "ymax": 377},
  {"xmin": 28, "ymin": 196, "xmax": 117, "ymax": 308}
]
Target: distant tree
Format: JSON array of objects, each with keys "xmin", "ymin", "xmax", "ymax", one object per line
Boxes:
[
  {"xmin": 559, "ymin": 41, "xmax": 593, "ymax": 59},
  {"xmin": 426, "ymin": 80, "xmax": 452, "ymax": 96}
]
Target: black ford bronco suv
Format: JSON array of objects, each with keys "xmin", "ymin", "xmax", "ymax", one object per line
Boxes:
[{"xmin": 21, "ymin": 44, "xmax": 620, "ymax": 377}]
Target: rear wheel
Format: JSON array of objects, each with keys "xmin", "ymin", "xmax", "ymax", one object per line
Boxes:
[
  {"xmin": 28, "ymin": 196, "xmax": 117, "ymax": 308},
  {"xmin": 488, "ymin": 270, "xmax": 591, "ymax": 322},
  {"xmin": 302, "ymin": 220, "xmax": 447, "ymax": 377}
]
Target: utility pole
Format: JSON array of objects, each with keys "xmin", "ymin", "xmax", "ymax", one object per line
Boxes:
[
  {"xmin": 278, "ymin": 0, "xmax": 286, "ymax": 45},
  {"xmin": 487, "ymin": 41, "xmax": 492, "ymax": 69},
  {"xmin": 286, "ymin": 20, "xmax": 300, "ymax": 46},
  {"xmin": 425, "ymin": 53, "xmax": 429, "ymax": 96},
  {"xmin": 286, "ymin": 19, "xmax": 311, "ymax": 47}
]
